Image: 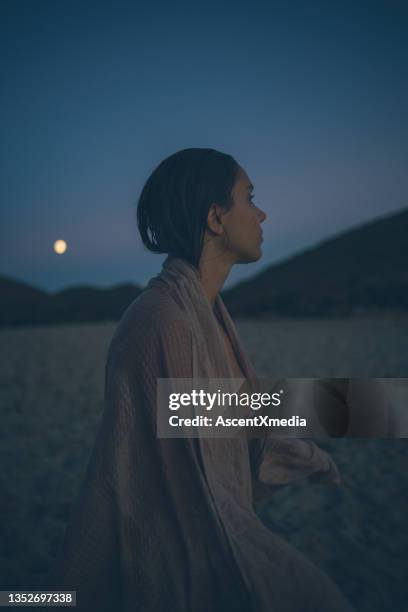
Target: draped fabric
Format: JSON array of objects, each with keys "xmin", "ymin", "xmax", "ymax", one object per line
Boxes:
[{"xmin": 48, "ymin": 256, "xmax": 353, "ymax": 611}]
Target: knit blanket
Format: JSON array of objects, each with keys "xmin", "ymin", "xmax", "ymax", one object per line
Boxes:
[{"xmin": 48, "ymin": 255, "xmax": 352, "ymax": 611}]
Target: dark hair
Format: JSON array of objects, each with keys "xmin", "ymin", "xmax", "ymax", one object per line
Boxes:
[{"xmin": 136, "ymin": 148, "xmax": 240, "ymax": 269}]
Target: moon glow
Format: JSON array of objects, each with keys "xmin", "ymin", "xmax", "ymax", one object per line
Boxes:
[{"xmin": 54, "ymin": 239, "xmax": 67, "ymax": 255}]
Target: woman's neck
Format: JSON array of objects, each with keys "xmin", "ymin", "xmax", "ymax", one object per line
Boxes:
[{"xmin": 198, "ymin": 256, "xmax": 233, "ymax": 307}]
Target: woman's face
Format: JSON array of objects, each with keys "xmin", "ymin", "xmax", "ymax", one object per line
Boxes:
[{"xmin": 220, "ymin": 166, "xmax": 267, "ymax": 264}]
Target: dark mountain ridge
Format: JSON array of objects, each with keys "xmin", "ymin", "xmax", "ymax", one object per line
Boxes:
[
  {"xmin": 1, "ymin": 207, "xmax": 406, "ymax": 326},
  {"xmin": 222, "ymin": 207, "xmax": 408, "ymax": 316},
  {"xmin": 0, "ymin": 276, "xmax": 142, "ymax": 326}
]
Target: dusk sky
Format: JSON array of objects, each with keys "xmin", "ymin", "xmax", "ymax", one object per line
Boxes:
[{"xmin": 1, "ymin": 0, "xmax": 407, "ymax": 292}]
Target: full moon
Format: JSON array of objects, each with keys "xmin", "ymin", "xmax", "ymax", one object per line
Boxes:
[{"xmin": 54, "ymin": 239, "xmax": 67, "ymax": 255}]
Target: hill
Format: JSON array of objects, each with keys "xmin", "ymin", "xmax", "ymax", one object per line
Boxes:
[
  {"xmin": 0, "ymin": 276, "xmax": 142, "ymax": 326},
  {"xmin": 222, "ymin": 208, "xmax": 408, "ymax": 317},
  {"xmin": 1, "ymin": 208, "xmax": 407, "ymax": 325},
  {"xmin": 0, "ymin": 275, "xmax": 52, "ymax": 326}
]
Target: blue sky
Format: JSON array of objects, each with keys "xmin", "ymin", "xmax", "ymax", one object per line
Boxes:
[{"xmin": 1, "ymin": 0, "xmax": 407, "ymax": 291}]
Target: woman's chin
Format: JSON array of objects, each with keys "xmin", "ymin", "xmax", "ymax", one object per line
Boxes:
[
  {"xmin": 237, "ymin": 248, "xmax": 263, "ymax": 264},
  {"xmin": 253, "ymin": 244, "xmax": 263, "ymax": 261}
]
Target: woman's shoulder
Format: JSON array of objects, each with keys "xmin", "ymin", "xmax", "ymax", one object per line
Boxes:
[{"xmin": 107, "ymin": 284, "xmax": 193, "ymax": 357}]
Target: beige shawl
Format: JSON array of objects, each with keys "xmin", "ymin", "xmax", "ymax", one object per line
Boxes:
[{"xmin": 48, "ymin": 255, "xmax": 353, "ymax": 611}]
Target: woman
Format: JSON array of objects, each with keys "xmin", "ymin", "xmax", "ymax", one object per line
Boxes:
[{"xmin": 49, "ymin": 148, "xmax": 353, "ymax": 611}]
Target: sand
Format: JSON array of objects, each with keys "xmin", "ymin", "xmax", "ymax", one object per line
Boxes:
[{"xmin": 0, "ymin": 317, "xmax": 407, "ymax": 610}]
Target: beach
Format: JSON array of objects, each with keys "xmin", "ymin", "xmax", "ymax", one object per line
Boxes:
[{"xmin": 0, "ymin": 317, "xmax": 407, "ymax": 610}]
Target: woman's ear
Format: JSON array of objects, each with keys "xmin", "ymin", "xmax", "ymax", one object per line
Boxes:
[{"xmin": 206, "ymin": 203, "xmax": 224, "ymax": 236}]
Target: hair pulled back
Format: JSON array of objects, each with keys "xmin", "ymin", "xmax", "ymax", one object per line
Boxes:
[{"xmin": 136, "ymin": 148, "xmax": 240, "ymax": 268}]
